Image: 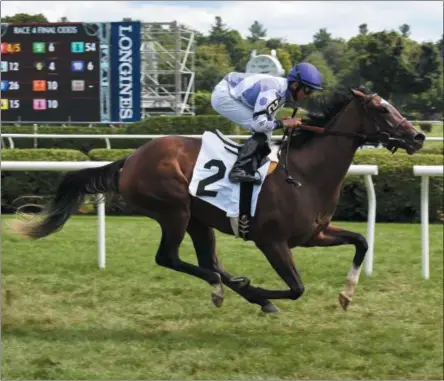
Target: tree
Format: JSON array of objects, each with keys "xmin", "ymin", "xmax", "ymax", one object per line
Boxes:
[
  {"xmin": 208, "ymin": 16, "xmax": 228, "ymax": 45},
  {"xmin": 276, "ymin": 48, "xmax": 293, "ymax": 73},
  {"xmin": 195, "ymin": 44, "xmax": 233, "ymax": 91},
  {"xmin": 303, "ymin": 51, "xmax": 337, "ymax": 91},
  {"xmin": 313, "ymin": 28, "xmax": 332, "ymax": 50},
  {"xmin": 438, "ymin": 34, "xmax": 443, "ymax": 57},
  {"xmin": 399, "ymin": 24, "xmax": 411, "ymax": 38},
  {"xmin": 223, "ymin": 30, "xmax": 250, "ymax": 71},
  {"xmin": 411, "ymin": 42, "xmax": 440, "ymax": 92},
  {"xmin": 266, "ymin": 38, "xmax": 285, "ymax": 50},
  {"xmin": 248, "ymin": 20, "xmax": 267, "ymax": 42},
  {"xmin": 354, "ymin": 31, "xmax": 438, "ymax": 99},
  {"xmin": 59, "ymin": 16, "xmax": 69, "ymax": 22},
  {"xmin": 359, "ymin": 23, "xmax": 368, "ymax": 35},
  {"xmin": 286, "ymin": 44, "xmax": 302, "ymax": 65},
  {"xmin": 300, "ymin": 43, "xmax": 317, "ymax": 60},
  {"xmin": 1, "ymin": 13, "xmax": 48, "ymax": 23},
  {"xmin": 322, "ymin": 39, "xmax": 346, "ymax": 73}
]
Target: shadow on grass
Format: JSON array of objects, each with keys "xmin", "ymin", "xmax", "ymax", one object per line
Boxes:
[{"xmin": 2, "ymin": 320, "xmax": 299, "ymax": 349}]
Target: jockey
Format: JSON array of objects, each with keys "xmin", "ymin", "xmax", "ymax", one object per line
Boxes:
[{"xmin": 211, "ymin": 62, "xmax": 323, "ymax": 184}]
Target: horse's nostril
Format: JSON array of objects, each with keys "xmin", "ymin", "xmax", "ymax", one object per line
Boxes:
[{"xmin": 414, "ymin": 133, "xmax": 426, "ymax": 143}]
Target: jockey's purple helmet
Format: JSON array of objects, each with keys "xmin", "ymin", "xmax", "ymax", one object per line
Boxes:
[{"xmin": 287, "ymin": 62, "xmax": 323, "ymax": 90}]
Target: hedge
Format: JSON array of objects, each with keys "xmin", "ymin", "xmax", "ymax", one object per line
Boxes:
[
  {"xmin": 2, "ymin": 115, "xmax": 239, "ymax": 153},
  {"xmin": 1, "ymin": 149, "xmax": 89, "ymax": 213},
  {"xmin": 1, "ymin": 126, "xmax": 129, "ymax": 152},
  {"xmin": 419, "ymin": 142, "xmax": 443, "ymax": 155},
  {"xmin": 1, "ymin": 148, "xmax": 442, "ymax": 222},
  {"xmin": 337, "ymin": 150, "xmax": 443, "ymax": 222},
  {"xmin": 88, "ymin": 149, "xmax": 134, "ymax": 161}
]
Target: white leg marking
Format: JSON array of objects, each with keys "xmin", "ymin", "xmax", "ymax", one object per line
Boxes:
[{"xmin": 345, "ymin": 264, "xmax": 362, "ymax": 297}]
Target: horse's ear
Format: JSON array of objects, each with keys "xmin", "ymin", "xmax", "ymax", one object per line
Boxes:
[{"xmin": 349, "ymin": 88, "xmax": 366, "ymax": 99}]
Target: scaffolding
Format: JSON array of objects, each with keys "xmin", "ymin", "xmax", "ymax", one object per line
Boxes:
[{"xmin": 140, "ymin": 21, "xmax": 195, "ymax": 117}]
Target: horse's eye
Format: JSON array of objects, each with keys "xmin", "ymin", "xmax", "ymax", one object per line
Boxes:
[{"xmin": 380, "ymin": 106, "xmax": 390, "ymax": 114}]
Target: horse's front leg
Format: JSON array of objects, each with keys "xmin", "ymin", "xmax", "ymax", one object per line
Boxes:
[{"xmin": 301, "ymin": 224, "xmax": 368, "ymax": 310}]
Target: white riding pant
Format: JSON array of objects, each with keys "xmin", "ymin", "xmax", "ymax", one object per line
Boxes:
[{"xmin": 211, "ymin": 80, "xmax": 272, "ymax": 140}]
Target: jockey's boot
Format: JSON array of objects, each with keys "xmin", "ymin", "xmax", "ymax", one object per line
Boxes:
[{"xmin": 228, "ymin": 133, "xmax": 270, "ymax": 185}]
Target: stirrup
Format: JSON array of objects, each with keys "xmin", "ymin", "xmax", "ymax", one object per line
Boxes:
[{"xmin": 229, "ymin": 168, "xmax": 261, "ymax": 185}]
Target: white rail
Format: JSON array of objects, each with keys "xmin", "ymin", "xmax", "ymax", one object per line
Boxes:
[
  {"xmin": 1, "ymin": 133, "xmax": 442, "ymax": 149},
  {"xmin": 413, "ymin": 165, "xmax": 444, "ymax": 279},
  {"xmin": 1, "ymin": 161, "xmax": 378, "ymax": 274},
  {"xmin": 2, "ymin": 161, "xmax": 112, "ymax": 269}
]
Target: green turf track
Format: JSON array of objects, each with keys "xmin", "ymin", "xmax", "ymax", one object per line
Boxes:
[{"xmin": 2, "ymin": 216, "xmax": 443, "ymax": 380}]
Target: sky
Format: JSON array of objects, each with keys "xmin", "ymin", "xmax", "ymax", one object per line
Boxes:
[{"xmin": 1, "ymin": 1, "xmax": 443, "ymax": 44}]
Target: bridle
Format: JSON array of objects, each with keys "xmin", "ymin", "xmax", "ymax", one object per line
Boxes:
[{"xmin": 279, "ymin": 92, "xmax": 410, "ymax": 185}]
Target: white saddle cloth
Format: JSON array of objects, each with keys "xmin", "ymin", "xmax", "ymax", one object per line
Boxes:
[{"xmin": 189, "ymin": 130, "xmax": 279, "ymax": 217}]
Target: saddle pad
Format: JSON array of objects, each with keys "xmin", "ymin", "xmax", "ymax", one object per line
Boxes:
[{"xmin": 189, "ymin": 131, "xmax": 273, "ymax": 217}]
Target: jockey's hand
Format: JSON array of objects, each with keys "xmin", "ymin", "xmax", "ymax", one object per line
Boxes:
[{"xmin": 282, "ymin": 118, "xmax": 302, "ymax": 129}]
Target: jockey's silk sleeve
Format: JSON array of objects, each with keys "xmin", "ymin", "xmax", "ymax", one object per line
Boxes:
[{"xmin": 251, "ymin": 89, "xmax": 285, "ymax": 133}]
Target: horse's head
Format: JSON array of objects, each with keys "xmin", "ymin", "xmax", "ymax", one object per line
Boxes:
[{"xmin": 350, "ymin": 88, "xmax": 425, "ymax": 154}]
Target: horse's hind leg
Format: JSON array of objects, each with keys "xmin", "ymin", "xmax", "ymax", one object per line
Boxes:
[
  {"xmin": 155, "ymin": 210, "xmax": 222, "ymax": 299},
  {"xmin": 187, "ymin": 217, "xmax": 279, "ymax": 312}
]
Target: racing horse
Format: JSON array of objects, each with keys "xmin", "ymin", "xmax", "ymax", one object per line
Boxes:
[{"xmin": 12, "ymin": 87, "xmax": 425, "ymax": 313}]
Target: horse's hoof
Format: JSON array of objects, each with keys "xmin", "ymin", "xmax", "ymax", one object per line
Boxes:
[
  {"xmin": 261, "ymin": 303, "xmax": 280, "ymax": 314},
  {"xmin": 211, "ymin": 283, "xmax": 224, "ymax": 308},
  {"xmin": 229, "ymin": 276, "xmax": 250, "ymax": 288},
  {"xmin": 339, "ymin": 291, "xmax": 352, "ymax": 311}
]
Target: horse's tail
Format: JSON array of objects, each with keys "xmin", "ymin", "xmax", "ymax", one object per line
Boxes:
[{"xmin": 11, "ymin": 158, "xmax": 126, "ymax": 240}]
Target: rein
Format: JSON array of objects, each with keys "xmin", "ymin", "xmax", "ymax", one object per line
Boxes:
[
  {"xmin": 295, "ymin": 122, "xmax": 394, "ymax": 144},
  {"xmin": 278, "ymin": 93, "xmax": 409, "ymax": 186}
]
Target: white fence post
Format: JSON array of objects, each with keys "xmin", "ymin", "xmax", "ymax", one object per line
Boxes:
[
  {"xmin": 1, "ymin": 161, "xmax": 378, "ymax": 272},
  {"xmin": 364, "ymin": 174, "xmax": 377, "ymax": 276},
  {"xmin": 97, "ymin": 194, "xmax": 106, "ymax": 269},
  {"xmin": 413, "ymin": 165, "xmax": 444, "ymax": 279},
  {"xmin": 347, "ymin": 165, "xmax": 378, "ymax": 276}
]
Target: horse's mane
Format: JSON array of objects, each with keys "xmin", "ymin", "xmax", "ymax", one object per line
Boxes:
[{"xmin": 276, "ymin": 86, "xmax": 373, "ymax": 148}]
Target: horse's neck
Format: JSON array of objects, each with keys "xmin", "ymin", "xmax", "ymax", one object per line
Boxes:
[{"xmin": 293, "ymin": 102, "xmax": 362, "ymax": 193}]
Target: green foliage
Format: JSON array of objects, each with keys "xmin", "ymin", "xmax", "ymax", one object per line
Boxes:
[
  {"xmin": 359, "ymin": 23, "xmax": 368, "ymax": 35},
  {"xmin": 420, "ymin": 142, "xmax": 443, "ymax": 155},
  {"xmin": 336, "ymin": 150, "xmax": 443, "ymax": 223},
  {"xmin": 1, "ymin": 149, "xmax": 89, "ymax": 213},
  {"xmin": 2, "ymin": 116, "xmax": 239, "ymax": 151},
  {"xmin": 1, "ymin": 13, "xmax": 48, "ymax": 23},
  {"xmin": 193, "ymin": 91, "xmax": 217, "ymax": 115},
  {"xmin": 303, "ymin": 51, "xmax": 338, "ymax": 91},
  {"xmin": 418, "ymin": 122, "xmax": 433, "ymax": 132},
  {"xmin": 313, "ymin": 28, "xmax": 332, "ymax": 51},
  {"xmin": 88, "ymin": 149, "xmax": 134, "ymax": 161},
  {"xmin": 1, "ymin": 148, "xmax": 88, "ymax": 161},
  {"xmin": 127, "ymin": 115, "xmax": 238, "ymax": 135},
  {"xmin": 248, "ymin": 20, "xmax": 267, "ymax": 42},
  {"xmin": 276, "ymin": 48, "xmax": 292, "ymax": 74},
  {"xmin": 195, "ymin": 44, "xmax": 234, "ymax": 91},
  {"xmin": 3, "ymin": 147, "xmax": 441, "ymax": 221}
]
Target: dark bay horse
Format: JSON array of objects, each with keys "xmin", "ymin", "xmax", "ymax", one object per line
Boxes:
[{"xmin": 13, "ymin": 87, "xmax": 425, "ymax": 313}]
